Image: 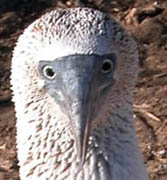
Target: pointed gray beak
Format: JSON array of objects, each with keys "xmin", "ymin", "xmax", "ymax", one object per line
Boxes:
[
  {"xmin": 65, "ymin": 69, "xmax": 94, "ymax": 163},
  {"xmin": 59, "ymin": 57, "xmax": 95, "ymax": 163}
]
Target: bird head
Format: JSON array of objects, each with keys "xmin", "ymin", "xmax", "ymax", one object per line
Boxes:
[{"xmin": 11, "ymin": 8, "xmax": 139, "ymax": 174}]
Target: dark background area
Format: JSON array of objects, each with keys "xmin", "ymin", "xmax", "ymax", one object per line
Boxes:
[{"xmin": 0, "ymin": 0, "xmax": 167, "ymax": 179}]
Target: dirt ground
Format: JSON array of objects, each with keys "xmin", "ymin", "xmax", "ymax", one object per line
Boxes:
[{"xmin": 0, "ymin": 0, "xmax": 166, "ymax": 180}]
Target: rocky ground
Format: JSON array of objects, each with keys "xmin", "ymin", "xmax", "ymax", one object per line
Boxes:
[{"xmin": 0, "ymin": 0, "xmax": 167, "ymax": 180}]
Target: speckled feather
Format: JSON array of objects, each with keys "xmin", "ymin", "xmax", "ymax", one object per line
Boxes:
[{"xmin": 11, "ymin": 8, "xmax": 148, "ymax": 180}]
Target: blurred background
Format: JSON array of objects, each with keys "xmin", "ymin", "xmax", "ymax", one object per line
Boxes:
[{"xmin": 0, "ymin": 0, "xmax": 167, "ymax": 179}]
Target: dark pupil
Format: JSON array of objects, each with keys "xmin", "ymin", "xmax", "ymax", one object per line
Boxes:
[
  {"xmin": 102, "ymin": 61, "xmax": 111, "ymax": 72},
  {"xmin": 46, "ymin": 67, "xmax": 55, "ymax": 77}
]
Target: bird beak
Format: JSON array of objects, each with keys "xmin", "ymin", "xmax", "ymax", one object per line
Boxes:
[
  {"xmin": 64, "ymin": 64, "xmax": 95, "ymax": 164},
  {"xmin": 69, "ymin": 77, "xmax": 93, "ymax": 164}
]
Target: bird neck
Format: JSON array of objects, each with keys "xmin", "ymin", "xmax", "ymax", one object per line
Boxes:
[{"xmin": 16, "ymin": 95, "xmax": 148, "ymax": 180}]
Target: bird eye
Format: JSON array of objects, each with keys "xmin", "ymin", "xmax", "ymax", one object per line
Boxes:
[
  {"xmin": 101, "ymin": 59, "xmax": 113, "ymax": 74},
  {"xmin": 43, "ymin": 65, "xmax": 56, "ymax": 79}
]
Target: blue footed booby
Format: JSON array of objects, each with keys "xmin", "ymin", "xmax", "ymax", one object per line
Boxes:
[{"xmin": 11, "ymin": 7, "xmax": 148, "ymax": 180}]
